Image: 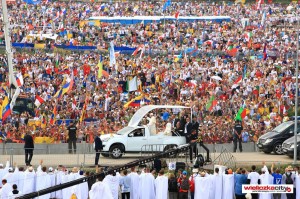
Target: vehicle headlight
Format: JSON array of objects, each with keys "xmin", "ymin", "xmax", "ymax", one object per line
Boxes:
[
  {"xmin": 291, "ymin": 144, "xmax": 299, "ymax": 149},
  {"xmin": 265, "ymin": 139, "xmax": 273, "ymax": 144}
]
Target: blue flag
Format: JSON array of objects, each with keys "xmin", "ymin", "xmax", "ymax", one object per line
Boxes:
[
  {"xmin": 23, "ymin": 0, "xmax": 41, "ymax": 4},
  {"xmin": 163, "ymin": 0, "xmax": 171, "ymax": 11}
]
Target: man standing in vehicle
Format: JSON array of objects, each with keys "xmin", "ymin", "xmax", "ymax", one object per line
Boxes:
[
  {"xmin": 233, "ymin": 120, "xmax": 243, "ymax": 153},
  {"xmin": 67, "ymin": 121, "xmax": 78, "ymax": 154}
]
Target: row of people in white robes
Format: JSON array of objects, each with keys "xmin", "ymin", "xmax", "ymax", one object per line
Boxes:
[{"xmin": 89, "ymin": 168, "xmax": 169, "ymax": 199}]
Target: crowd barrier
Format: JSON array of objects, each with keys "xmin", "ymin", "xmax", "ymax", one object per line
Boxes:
[{"xmin": 0, "ymin": 142, "xmax": 258, "ymax": 168}]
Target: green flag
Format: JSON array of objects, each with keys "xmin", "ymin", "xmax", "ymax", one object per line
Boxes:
[
  {"xmin": 235, "ymin": 107, "xmax": 244, "ymax": 121},
  {"xmin": 206, "ymin": 96, "xmax": 215, "ymax": 110}
]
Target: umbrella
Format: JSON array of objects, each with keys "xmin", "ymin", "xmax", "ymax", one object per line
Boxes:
[{"xmin": 211, "ymin": 76, "xmax": 222, "ymax": 81}]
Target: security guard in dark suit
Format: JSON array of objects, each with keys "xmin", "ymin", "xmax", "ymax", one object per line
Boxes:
[
  {"xmin": 233, "ymin": 120, "xmax": 243, "ymax": 152},
  {"xmin": 94, "ymin": 132, "xmax": 103, "ymax": 166},
  {"xmin": 189, "ymin": 129, "xmax": 210, "ymax": 163}
]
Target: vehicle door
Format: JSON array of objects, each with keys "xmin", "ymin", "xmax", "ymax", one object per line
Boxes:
[
  {"xmin": 127, "ymin": 128, "xmax": 147, "ymax": 151},
  {"xmin": 147, "ymin": 129, "xmax": 166, "ymax": 152},
  {"xmin": 283, "ymin": 125, "xmax": 296, "ymax": 140}
]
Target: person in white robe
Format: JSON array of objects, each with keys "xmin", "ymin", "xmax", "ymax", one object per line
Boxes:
[
  {"xmin": 259, "ymin": 164, "xmax": 273, "ymax": 199},
  {"xmin": 89, "ymin": 176, "xmax": 113, "ymax": 199},
  {"xmin": 8, "ymin": 184, "xmax": 22, "ymax": 199},
  {"xmin": 209, "ymin": 168, "xmax": 222, "ymax": 199},
  {"xmin": 0, "ymin": 161, "xmax": 10, "ymax": 188},
  {"xmin": 222, "ymin": 169, "xmax": 235, "ymax": 199},
  {"xmin": 103, "ymin": 171, "xmax": 120, "ymax": 199},
  {"xmin": 163, "ymin": 120, "xmax": 172, "ymax": 136},
  {"xmin": 14, "ymin": 166, "xmax": 25, "ymax": 193},
  {"xmin": 76, "ymin": 171, "xmax": 89, "ymax": 199},
  {"xmin": 62, "ymin": 167, "xmax": 80, "ymax": 199},
  {"xmin": 128, "ymin": 167, "xmax": 140, "ymax": 199},
  {"xmin": 2, "ymin": 167, "xmax": 18, "ymax": 186},
  {"xmin": 147, "ymin": 113, "xmax": 157, "ymax": 135},
  {"xmin": 0, "ymin": 179, "xmax": 12, "ymax": 199},
  {"xmin": 295, "ymin": 174, "xmax": 300, "ymax": 199},
  {"xmin": 139, "ymin": 168, "xmax": 155, "ymax": 199},
  {"xmin": 22, "ymin": 166, "xmax": 36, "ymax": 194},
  {"xmin": 36, "ymin": 160, "xmax": 51, "ymax": 199},
  {"xmin": 195, "ymin": 171, "xmax": 213, "ymax": 199},
  {"xmin": 48, "ymin": 167, "xmax": 56, "ymax": 199},
  {"xmin": 155, "ymin": 169, "xmax": 168, "ymax": 199},
  {"xmin": 55, "ymin": 165, "xmax": 65, "ymax": 199}
]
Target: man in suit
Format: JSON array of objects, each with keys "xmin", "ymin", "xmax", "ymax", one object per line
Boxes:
[
  {"xmin": 24, "ymin": 131, "xmax": 34, "ymax": 166},
  {"xmin": 94, "ymin": 132, "xmax": 103, "ymax": 166},
  {"xmin": 184, "ymin": 117, "xmax": 193, "ymax": 143},
  {"xmin": 192, "ymin": 117, "xmax": 200, "ymax": 133}
]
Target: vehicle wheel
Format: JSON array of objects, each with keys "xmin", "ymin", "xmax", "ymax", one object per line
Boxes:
[
  {"xmin": 109, "ymin": 145, "xmax": 123, "ymax": 159},
  {"xmin": 101, "ymin": 153, "xmax": 110, "ymax": 158},
  {"xmin": 163, "ymin": 145, "xmax": 177, "ymax": 158},
  {"xmin": 273, "ymin": 143, "xmax": 283, "ymax": 155}
]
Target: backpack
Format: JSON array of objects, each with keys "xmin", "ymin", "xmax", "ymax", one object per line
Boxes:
[
  {"xmin": 180, "ymin": 178, "xmax": 190, "ymax": 191},
  {"xmin": 189, "ymin": 175, "xmax": 196, "ymax": 192},
  {"xmin": 285, "ymin": 173, "xmax": 294, "ymax": 184},
  {"xmin": 168, "ymin": 177, "xmax": 178, "ymax": 192},
  {"xmin": 194, "ymin": 154, "xmax": 205, "ymax": 167}
]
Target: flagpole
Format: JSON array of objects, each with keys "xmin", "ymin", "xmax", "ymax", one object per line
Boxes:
[{"xmin": 294, "ymin": 9, "xmax": 299, "ymax": 165}]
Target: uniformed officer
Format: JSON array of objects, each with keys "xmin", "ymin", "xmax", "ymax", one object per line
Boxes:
[{"xmin": 233, "ymin": 120, "xmax": 243, "ymax": 152}]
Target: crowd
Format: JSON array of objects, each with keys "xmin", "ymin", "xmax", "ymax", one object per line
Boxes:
[
  {"xmin": 2, "ymin": 160, "xmax": 300, "ymax": 199},
  {"xmin": 0, "ymin": 0, "xmax": 298, "ymax": 146}
]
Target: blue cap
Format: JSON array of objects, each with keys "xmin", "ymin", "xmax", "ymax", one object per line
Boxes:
[{"xmin": 182, "ymin": 171, "xmax": 187, "ymax": 175}]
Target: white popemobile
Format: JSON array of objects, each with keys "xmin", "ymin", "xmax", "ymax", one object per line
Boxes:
[{"xmin": 100, "ymin": 105, "xmax": 190, "ymax": 159}]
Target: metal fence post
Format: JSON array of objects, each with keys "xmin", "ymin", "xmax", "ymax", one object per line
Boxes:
[{"xmin": 83, "ymin": 153, "xmax": 86, "ymax": 167}]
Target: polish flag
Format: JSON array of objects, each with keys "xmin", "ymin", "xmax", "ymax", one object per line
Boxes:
[
  {"xmin": 35, "ymin": 95, "xmax": 45, "ymax": 108},
  {"xmin": 132, "ymin": 45, "xmax": 143, "ymax": 56},
  {"xmin": 234, "ymin": 76, "xmax": 243, "ymax": 85}
]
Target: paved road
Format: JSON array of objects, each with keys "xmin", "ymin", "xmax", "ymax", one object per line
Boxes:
[{"xmin": 0, "ymin": 152, "xmax": 297, "ymax": 168}]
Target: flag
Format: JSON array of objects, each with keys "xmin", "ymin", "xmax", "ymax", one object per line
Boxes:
[
  {"xmin": 42, "ymin": 114, "xmax": 47, "ymax": 126},
  {"xmin": 61, "ymin": 81, "xmax": 71, "ymax": 95},
  {"xmin": 53, "ymin": 89, "xmax": 63, "ymax": 99},
  {"xmin": 55, "ymin": 54, "xmax": 59, "ymax": 67},
  {"xmin": 206, "ymin": 96, "xmax": 217, "ymax": 111},
  {"xmin": 35, "ymin": 95, "xmax": 45, "ymax": 107},
  {"xmin": 263, "ymin": 43, "xmax": 267, "ymax": 60},
  {"xmin": 49, "ymin": 106, "xmax": 57, "ymax": 125},
  {"xmin": 261, "ymin": 10, "xmax": 266, "ymax": 28},
  {"xmin": 132, "ymin": 45, "xmax": 143, "ymax": 56},
  {"xmin": 1, "ymin": 96, "xmax": 11, "ymax": 122},
  {"xmin": 109, "ymin": 41, "xmax": 116, "ymax": 70},
  {"xmin": 175, "ymin": 11, "xmax": 180, "ymax": 19},
  {"xmin": 234, "ymin": 76, "xmax": 243, "ymax": 85},
  {"xmin": 139, "ymin": 46, "xmax": 145, "ymax": 59},
  {"xmin": 235, "ymin": 107, "xmax": 247, "ymax": 121},
  {"xmin": 15, "ymin": 73, "xmax": 24, "ymax": 87},
  {"xmin": 72, "ymin": 98, "xmax": 77, "ymax": 110},
  {"xmin": 80, "ymin": 96, "xmax": 89, "ymax": 123},
  {"xmin": 98, "ymin": 55, "xmax": 103, "ymax": 79},
  {"xmin": 257, "ymin": 0, "xmax": 263, "ymax": 10},
  {"xmin": 253, "ymin": 86, "xmax": 260, "ymax": 95},
  {"xmin": 124, "ymin": 95, "xmax": 151, "ymax": 108},
  {"xmin": 243, "ymin": 65, "xmax": 247, "ymax": 79},
  {"xmin": 126, "ymin": 76, "xmax": 138, "ymax": 92},
  {"xmin": 163, "ymin": 0, "xmax": 171, "ymax": 11},
  {"xmin": 244, "ymin": 32, "xmax": 252, "ymax": 42}
]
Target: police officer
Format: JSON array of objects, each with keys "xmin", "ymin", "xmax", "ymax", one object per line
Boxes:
[
  {"xmin": 233, "ymin": 120, "xmax": 243, "ymax": 153},
  {"xmin": 67, "ymin": 121, "xmax": 78, "ymax": 154}
]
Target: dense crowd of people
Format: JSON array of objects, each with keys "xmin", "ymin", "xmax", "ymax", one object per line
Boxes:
[{"xmin": 0, "ymin": 0, "xmax": 298, "ymax": 146}]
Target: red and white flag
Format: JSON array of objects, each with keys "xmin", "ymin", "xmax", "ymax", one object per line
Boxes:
[
  {"xmin": 16, "ymin": 73, "xmax": 24, "ymax": 87},
  {"xmin": 234, "ymin": 76, "xmax": 243, "ymax": 85},
  {"xmin": 175, "ymin": 11, "xmax": 180, "ymax": 19},
  {"xmin": 35, "ymin": 95, "xmax": 45, "ymax": 108},
  {"xmin": 72, "ymin": 98, "xmax": 77, "ymax": 110}
]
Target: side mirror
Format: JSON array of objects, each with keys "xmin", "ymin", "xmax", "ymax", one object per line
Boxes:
[{"xmin": 128, "ymin": 133, "xmax": 133, "ymax": 137}]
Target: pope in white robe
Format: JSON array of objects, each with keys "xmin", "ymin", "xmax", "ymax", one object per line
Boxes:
[
  {"xmin": 154, "ymin": 173, "xmax": 168, "ymax": 199},
  {"xmin": 35, "ymin": 164, "xmax": 51, "ymax": 199},
  {"xmin": 194, "ymin": 173, "xmax": 213, "ymax": 199},
  {"xmin": 22, "ymin": 167, "xmax": 36, "ymax": 194},
  {"xmin": 89, "ymin": 181, "xmax": 113, "ymax": 199},
  {"xmin": 147, "ymin": 114, "xmax": 157, "ymax": 135},
  {"xmin": 128, "ymin": 168, "xmax": 140, "ymax": 199},
  {"xmin": 222, "ymin": 173, "xmax": 234, "ymax": 199},
  {"xmin": 139, "ymin": 171, "xmax": 155, "ymax": 199},
  {"xmin": 103, "ymin": 174, "xmax": 119, "ymax": 199},
  {"xmin": 209, "ymin": 173, "xmax": 223, "ymax": 199}
]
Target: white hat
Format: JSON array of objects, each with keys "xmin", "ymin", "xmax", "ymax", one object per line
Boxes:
[
  {"xmin": 8, "ymin": 167, "xmax": 13, "ymax": 172},
  {"xmin": 192, "ymin": 168, "xmax": 199, "ymax": 173},
  {"xmin": 48, "ymin": 167, "xmax": 53, "ymax": 172},
  {"xmin": 0, "ymin": 164, "xmax": 3, "ymax": 167}
]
